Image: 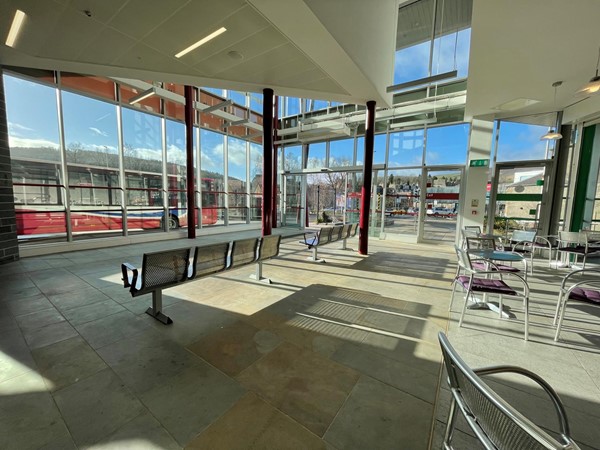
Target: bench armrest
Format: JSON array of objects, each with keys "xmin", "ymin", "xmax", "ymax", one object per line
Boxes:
[
  {"xmin": 303, "ymin": 231, "xmax": 318, "ymax": 246},
  {"xmin": 121, "ymin": 262, "xmax": 138, "ymax": 291}
]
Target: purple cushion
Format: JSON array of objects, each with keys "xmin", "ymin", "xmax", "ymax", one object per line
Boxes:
[
  {"xmin": 472, "ymin": 261, "xmax": 520, "ymax": 272},
  {"xmin": 558, "ymin": 245, "xmax": 588, "ymax": 254},
  {"xmin": 569, "ymin": 287, "xmax": 600, "ymax": 304},
  {"xmin": 456, "ymin": 275, "xmax": 517, "ymax": 295}
]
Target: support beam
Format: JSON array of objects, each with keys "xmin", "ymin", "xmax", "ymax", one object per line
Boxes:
[
  {"xmin": 262, "ymin": 88, "xmax": 274, "ymax": 236},
  {"xmin": 272, "ymin": 95, "xmax": 279, "ymax": 228},
  {"xmin": 359, "ymin": 100, "xmax": 376, "ymax": 255},
  {"xmin": 184, "ymin": 86, "xmax": 196, "ymax": 238}
]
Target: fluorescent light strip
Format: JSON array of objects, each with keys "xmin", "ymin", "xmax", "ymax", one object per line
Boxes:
[
  {"xmin": 6, "ymin": 9, "xmax": 26, "ymax": 47},
  {"xmin": 129, "ymin": 88, "xmax": 156, "ymax": 105},
  {"xmin": 175, "ymin": 27, "xmax": 227, "ymax": 58}
]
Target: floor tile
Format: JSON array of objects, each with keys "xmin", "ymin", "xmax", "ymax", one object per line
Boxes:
[
  {"xmin": 15, "ymin": 306, "xmax": 66, "ymax": 332},
  {"xmin": 87, "ymin": 411, "xmax": 180, "ymax": 450},
  {"xmin": 186, "ymin": 392, "xmax": 326, "ymax": 449},
  {"xmin": 31, "ymin": 336, "xmax": 107, "ymax": 392},
  {"xmin": 97, "ymin": 328, "xmax": 203, "ymax": 395},
  {"xmin": 236, "ymin": 341, "xmax": 360, "ymax": 436},
  {"xmin": 187, "ymin": 320, "xmax": 281, "ymax": 376},
  {"xmin": 75, "ymin": 310, "xmax": 150, "ymax": 349},
  {"xmin": 22, "ymin": 320, "xmax": 78, "ymax": 350},
  {"xmin": 0, "ymin": 329, "xmax": 37, "ymax": 383},
  {"xmin": 0, "ymin": 371, "xmax": 75, "ymax": 450},
  {"xmin": 324, "ymin": 376, "xmax": 433, "ymax": 450},
  {"xmin": 53, "ymin": 368, "xmax": 145, "ymax": 447},
  {"xmin": 140, "ymin": 362, "xmax": 246, "ymax": 446},
  {"xmin": 6, "ymin": 293, "xmax": 54, "ymax": 316},
  {"xmin": 48, "ymin": 287, "xmax": 112, "ymax": 312},
  {"xmin": 62, "ymin": 299, "xmax": 126, "ymax": 326}
]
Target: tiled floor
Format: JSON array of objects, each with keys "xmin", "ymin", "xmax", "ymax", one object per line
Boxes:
[{"xmin": 0, "ymin": 229, "xmax": 599, "ymax": 449}]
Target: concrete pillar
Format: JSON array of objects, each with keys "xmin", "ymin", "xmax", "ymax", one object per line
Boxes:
[
  {"xmin": 0, "ymin": 69, "xmax": 19, "ymax": 264},
  {"xmin": 359, "ymin": 100, "xmax": 376, "ymax": 255},
  {"xmin": 184, "ymin": 86, "xmax": 196, "ymax": 238},
  {"xmin": 461, "ymin": 119, "xmax": 494, "ymax": 235}
]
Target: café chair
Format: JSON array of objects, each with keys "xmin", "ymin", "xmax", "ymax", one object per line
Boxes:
[
  {"xmin": 452, "ymin": 246, "xmax": 530, "ymax": 341},
  {"xmin": 465, "ymin": 236, "xmax": 525, "ymax": 277},
  {"xmin": 439, "ymin": 332, "xmax": 581, "ymax": 450},
  {"xmin": 553, "ymin": 268, "xmax": 600, "ymax": 342},
  {"xmin": 556, "ymin": 231, "xmax": 600, "ymax": 269},
  {"xmin": 502, "ymin": 230, "xmax": 554, "ymax": 274}
]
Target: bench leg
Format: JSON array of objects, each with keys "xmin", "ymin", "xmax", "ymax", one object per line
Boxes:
[
  {"xmin": 249, "ymin": 261, "xmax": 272, "ymax": 284},
  {"xmin": 307, "ymin": 246, "xmax": 325, "ymax": 263},
  {"xmin": 146, "ymin": 290, "xmax": 173, "ymax": 325}
]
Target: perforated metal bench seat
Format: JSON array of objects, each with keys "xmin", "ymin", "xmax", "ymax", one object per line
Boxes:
[{"xmin": 122, "ymin": 235, "xmax": 282, "ymax": 324}]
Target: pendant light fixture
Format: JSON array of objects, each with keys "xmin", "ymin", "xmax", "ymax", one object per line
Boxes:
[
  {"xmin": 578, "ymin": 47, "xmax": 600, "ymax": 95},
  {"xmin": 540, "ymin": 81, "xmax": 563, "ymax": 141}
]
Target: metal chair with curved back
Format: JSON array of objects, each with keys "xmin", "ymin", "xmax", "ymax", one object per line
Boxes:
[
  {"xmin": 452, "ymin": 245, "xmax": 530, "ymax": 341},
  {"xmin": 439, "ymin": 332, "xmax": 581, "ymax": 450},
  {"xmin": 554, "ymin": 268, "xmax": 600, "ymax": 342}
]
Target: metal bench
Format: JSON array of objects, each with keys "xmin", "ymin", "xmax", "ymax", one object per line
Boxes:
[
  {"xmin": 122, "ymin": 235, "xmax": 282, "ymax": 324},
  {"xmin": 121, "ymin": 248, "xmax": 191, "ymax": 325},
  {"xmin": 301, "ymin": 224, "xmax": 349, "ymax": 262}
]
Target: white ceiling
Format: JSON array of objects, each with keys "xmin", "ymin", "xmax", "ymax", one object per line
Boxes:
[
  {"xmin": 0, "ymin": 0, "xmax": 397, "ymax": 107},
  {"xmin": 1, "ymin": 0, "xmax": 600, "ymax": 124},
  {"xmin": 466, "ymin": 0, "xmax": 600, "ymax": 124}
]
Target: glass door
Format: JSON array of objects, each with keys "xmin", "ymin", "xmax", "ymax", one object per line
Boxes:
[
  {"xmin": 422, "ymin": 168, "xmax": 462, "ymax": 242},
  {"xmin": 381, "ymin": 168, "xmax": 421, "ymax": 239},
  {"xmin": 282, "ymin": 174, "xmax": 303, "ymax": 226},
  {"xmin": 488, "ymin": 162, "xmax": 549, "ymax": 239}
]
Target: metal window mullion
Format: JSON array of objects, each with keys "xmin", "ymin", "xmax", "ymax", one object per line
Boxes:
[
  {"xmin": 116, "ymin": 101, "xmax": 128, "ymax": 236},
  {"xmin": 196, "ymin": 126, "xmax": 202, "ymax": 230},
  {"xmin": 224, "ymin": 134, "xmax": 229, "ymax": 226},
  {"xmin": 55, "ymin": 76, "xmax": 73, "ymax": 241},
  {"xmin": 425, "ymin": 0, "xmax": 439, "ymax": 99},
  {"xmin": 161, "ymin": 117, "xmax": 168, "ymax": 231},
  {"xmin": 246, "ymin": 140, "xmax": 250, "ymax": 224},
  {"xmin": 381, "ymin": 131, "xmax": 391, "ymax": 235}
]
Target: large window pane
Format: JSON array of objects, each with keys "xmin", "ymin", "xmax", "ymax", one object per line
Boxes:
[
  {"xmin": 374, "ymin": 134, "xmax": 386, "ymax": 165},
  {"xmin": 389, "ymin": 129, "xmax": 424, "ymax": 167},
  {"xmin": 122, "ymin": 107, "xmax": 163, "ymax": 232},
  {"xmin": 425, "ymin": 123, "xmax": 469, "ymax": 165},
  {"xmin": 228, "ymin": 136, "xmax": 247, "ymax": 224},
  {"xmin": 496, "ymin": 121, "xmax": 555, "ymax": 162},
  {"xmin": 201, "ymin": 129, "xmax": 225, "ymax": 226},
  {"xmin": 250, "ymin": 142, "xmax": 263, "ymax": 222},
  {"xmin": 227, "ymin": 90, "xmax": 246, "ymax": 106},
  {"xmin": 4, "ymin": 74, "xmax": 67, "ymax": 239},
  {"xmin": 284, "ymin": 145, "xmax": 302, "ymax": 171},
  {"xmin": 166, "ymin": 120, "xmax": 187, "ymax": 229},
  {"xmin": 330, "ymin": 138, "xmax": 354, "ymax": 167},
  {"xmin": 307, "ymin": 142, "xmax": 326, "ymax": 169},
  {"xmin": 63, "ymin": 91, "xmax": 121, "ymax": 236}
]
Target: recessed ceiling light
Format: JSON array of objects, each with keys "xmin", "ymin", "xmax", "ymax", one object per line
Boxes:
[
  {"xmin": 492, "ymin": 98, "xmax": 540, "ymax": 111},
  {"xmin": 228, "ymin": 51, "xmax": 243, "ymax": 60},
  {"xmin": 175, "ymin": 27, "xmax": 227, "ymax": 58},
  {"xmin": 6, "ymin": 9, "xmax": 26, "ymax": 48}
]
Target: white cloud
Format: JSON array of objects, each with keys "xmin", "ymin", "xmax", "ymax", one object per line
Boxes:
[
  {"xmin": 8, "ymin": 122, "xmax": 34, "ymax": 132},
  {"xmin": 227, "ymin": 139, "xmax": 247, "ymax": 167},
  {"xmin": 89, "ymin": 127, "xmax": 108, "ymax": 137},
  {"xmin": 9, "ymin": 136, "xmax": 59, "ymax": 149}
]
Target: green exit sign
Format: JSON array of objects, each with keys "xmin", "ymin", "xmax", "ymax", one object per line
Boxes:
[{"xmin": 469, "ymin": 159, "xmax": 489, "ymax": 167}]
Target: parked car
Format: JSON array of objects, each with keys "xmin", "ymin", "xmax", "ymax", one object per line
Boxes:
[{"xmin": 427, "ymin": 208, "xmax": 456, "ymax": 218}]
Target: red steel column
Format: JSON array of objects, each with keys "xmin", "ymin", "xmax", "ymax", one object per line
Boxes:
[
  {"xmin": 262, "ymin": 88, "xmax": 274, "ymax": 236},
  {"xmin": 271, "ymin": 95, "xmax": 279, "ymax": 228},
  {"xmin": 359, "ymin": 100, "xmax": 376, "ymax": 255},
  {"xmin": 184, "ymin": 85, "xmax": 196, "ymax": 239}
]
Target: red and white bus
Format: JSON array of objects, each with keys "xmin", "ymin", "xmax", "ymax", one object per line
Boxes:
[{"xmin": 12, "ymin": 158, "xmax": 219, "ymax": 237}]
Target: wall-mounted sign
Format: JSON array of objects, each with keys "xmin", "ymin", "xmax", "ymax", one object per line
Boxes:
[{"xmin": 469, "ymin": 159, "xmax": 489, "ymax": 167}]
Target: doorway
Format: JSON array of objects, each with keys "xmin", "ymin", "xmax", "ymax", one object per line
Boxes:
[{"xmin": 487, "ymin": 161, "xmax": 550, "ymax": 239}]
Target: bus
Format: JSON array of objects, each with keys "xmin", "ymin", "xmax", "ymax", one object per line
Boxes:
[{"xmin": 12, "ymin": 158, "xmax": 220, "ymax": 237}]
